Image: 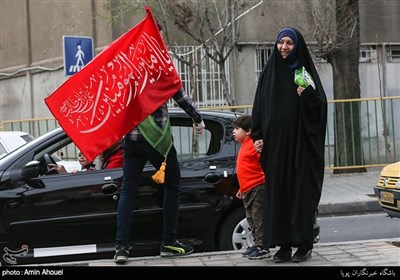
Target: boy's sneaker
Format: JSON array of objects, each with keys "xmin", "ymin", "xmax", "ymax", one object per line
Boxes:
[
  {"xmin": 242, "ymin": 245, "xmax": 257, "ymax": 257},
  {"xmin": 160, "ymin": 240, "xmax": 194, "ymax": 257},
  {"xmin": 247, "ymin": 246, "xmax": 271, "ymax": 260},
  {"xmin": 113, "ymin": 247, "xmax": 129, "ymax": 264}
]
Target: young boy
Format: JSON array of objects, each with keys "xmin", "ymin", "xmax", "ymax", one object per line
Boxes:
[{"xmin": 233, "ymin": 115, "xmax": 270, "ymax": 259}]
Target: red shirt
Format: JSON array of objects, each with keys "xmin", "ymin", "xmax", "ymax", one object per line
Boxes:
[
  {"xmin": 236, "ymin": 137, "xmax": 265, "ymax": 193},
  {"xmin": 102, "ymin": 148, "xmax": 123, "ymax": 169}
]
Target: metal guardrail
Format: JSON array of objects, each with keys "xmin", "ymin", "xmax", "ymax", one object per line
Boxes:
[{"xmin": 1, "ymin": 97, "xmax": 399, "ymax": 170}]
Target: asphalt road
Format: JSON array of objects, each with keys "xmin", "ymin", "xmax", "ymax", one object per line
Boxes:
[{"xmin": 318, "ymin": 212, "xmax": 400, "ymax": 243}]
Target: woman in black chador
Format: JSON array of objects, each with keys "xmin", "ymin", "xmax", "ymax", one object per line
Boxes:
[{"xmin": 251, "ymin": 27, "xmax": 327, "ymax": 263}]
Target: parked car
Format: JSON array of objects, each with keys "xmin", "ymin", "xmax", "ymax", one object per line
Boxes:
[
  {"xmin": 0, "ymin": 130, "xmax": 79, "ymax": 172},
  {"xmin": 0, "ymin": 131, "xmax": 35, "ymax": 158},
  {"xmin": 0, "ymin": 110, "xmax": 254, "ymax": 265},
  {"xmin": 374, "ymin": 161, "xmax": 400, "ymax": 218}
]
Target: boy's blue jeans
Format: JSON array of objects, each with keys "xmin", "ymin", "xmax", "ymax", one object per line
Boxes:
[{"xmin": 115, "ymin": 139, "xmax": 181, "ymax": 249}]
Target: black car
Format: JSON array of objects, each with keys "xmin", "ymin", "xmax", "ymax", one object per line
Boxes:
[{"xmin": 0, "ymin": 110, "xmax": 254, "ymax": 265}]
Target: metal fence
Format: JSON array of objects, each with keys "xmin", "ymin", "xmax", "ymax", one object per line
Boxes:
[{"xmin": 1, "ymin": 97, "xmax": 399, "ymax": 170}]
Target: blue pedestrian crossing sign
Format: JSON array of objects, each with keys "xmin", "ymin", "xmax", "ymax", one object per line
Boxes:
[{"xmin": 63, "ymin": 36, "xmax": 94, "ymax": 76}]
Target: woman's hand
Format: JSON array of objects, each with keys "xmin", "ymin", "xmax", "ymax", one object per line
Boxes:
[{"xmin": 297, "ymin": 86, "xmax": 305, "ymax": 96}]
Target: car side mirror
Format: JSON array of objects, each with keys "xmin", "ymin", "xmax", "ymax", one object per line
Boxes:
[
  {"xmin": 18, "ymin": 161, "xmax": 46, "ymax": 189},
  {"xmin": 20, "ymin": 160, "xmax": 42, "ymax": 180}
]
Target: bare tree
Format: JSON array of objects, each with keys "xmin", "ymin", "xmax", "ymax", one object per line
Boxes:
[
  {"xmin": 100, "ymin": 0, "xmax": 261, "ymax": 106},
  {"xmin": 306, "ymin": 0, "xmax": 366, "ymax": 173},
  {"xmin": 100, "ymin": 0, "xmax": 367, "ymax": 172},
  {"xmin": 158, "ymin": 0, "xmax": 249, "ymax": 106}
]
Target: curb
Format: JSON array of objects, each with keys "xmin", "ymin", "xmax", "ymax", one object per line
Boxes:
[{"xmin": 318, "ymin": 200, "xmax": 383, "ymax": 216}]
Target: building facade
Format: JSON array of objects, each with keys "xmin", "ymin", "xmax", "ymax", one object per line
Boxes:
[{"xmin": 1, "ymin": 0, "xmax": 399, "ymax": 121}]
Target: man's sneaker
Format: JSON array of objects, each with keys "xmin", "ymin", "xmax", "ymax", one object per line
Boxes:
[
  {"xmin": 160, "ymin": 240, "xmax": 194, "ymax": 257},
  {"xmin": 247, "ymin": 246, "xmax": 271, "ymax": 260},
  {"xmin": 114, "ymin": 247, "xmax": 129, "ymax": 264},
  {"xmin": 242, "ymin": 245, "xmax": 257, "ymax": 257}
]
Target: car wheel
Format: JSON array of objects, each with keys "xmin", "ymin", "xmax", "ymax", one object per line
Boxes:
[{"xmin": 218, "ymin": 208, "xmax": 254, "ymax": 251}]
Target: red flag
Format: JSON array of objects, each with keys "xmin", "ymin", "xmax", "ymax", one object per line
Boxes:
[{"xmin": 45, "ymin": 6, "xmax": 182, "ymax": 162}]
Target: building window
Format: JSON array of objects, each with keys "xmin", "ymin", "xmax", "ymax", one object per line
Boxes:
[
  {"xmin": 359, "ymin": 46, "xmax": 377, "ymax": 63},
  {"xmin": 387, "ymin": 45, "xmax": 400, "ymax": 62},
  {"xmin": 168, "ymin": 46, "xmax": 229, "ymax": 107},
  {"xmin": 255, "ymin": 46, "xmax": 273, "ymax": 79}
]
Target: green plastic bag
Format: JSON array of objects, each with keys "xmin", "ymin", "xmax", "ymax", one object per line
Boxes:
[{"xmin": 294, "ymin": 66, "xmax": 315, "ymax": 90}]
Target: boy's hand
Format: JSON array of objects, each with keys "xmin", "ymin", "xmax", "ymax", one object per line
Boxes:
[
  {"xmin": 254, "ymin": 139, "xmax": 263, "ymax": 153},
  {"xmin": 236, "ymin": 190, "xmax": 243, "ymax": 200}
]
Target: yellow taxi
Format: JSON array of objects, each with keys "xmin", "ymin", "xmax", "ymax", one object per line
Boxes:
[{"xmin": 374, "ymin": 161, "xmax": 400, "ymax": 218}]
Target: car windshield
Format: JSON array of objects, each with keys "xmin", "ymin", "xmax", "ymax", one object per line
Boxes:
[
  {"xmin": 0, "ymin": 146, "xmax": 21, "ymax": 159},
  {"xmin": 21, "ymin": 134, "xmax": 35, "ymax": 143}
]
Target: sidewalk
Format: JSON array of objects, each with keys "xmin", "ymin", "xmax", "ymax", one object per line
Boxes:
[
  {"xmin": 84, "ymin": 238, "xmax": 400, "ymax": 267},
  {"xmin": 318, "ymin": 169, "xmax": 382, "ymax": 216}
]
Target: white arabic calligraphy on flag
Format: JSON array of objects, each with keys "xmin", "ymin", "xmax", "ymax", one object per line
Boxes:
[{"xmin": 45, "ymin": 6, "xmax": 182, "ymax": 162}]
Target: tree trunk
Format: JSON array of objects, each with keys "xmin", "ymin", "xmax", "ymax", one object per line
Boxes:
[
  {"xmin": 328, "ymin": 0, "xmax": 366, "ymax": 174},
  {"xmin": 219, "ymin": 62, "xmax": 235, "ymax": 106}
]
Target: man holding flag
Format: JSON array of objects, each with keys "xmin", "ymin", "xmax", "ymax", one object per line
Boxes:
[
  {"xmin": 112, "ymin": 11, "xmax": 205, "ymax": 265},
  {"xmin": 45, "ymin": 7, "xmax": 204, "ymax": 265},
  {"xmin": 115, "ymin": 87, "xmax": 205, "ymax": 264}
]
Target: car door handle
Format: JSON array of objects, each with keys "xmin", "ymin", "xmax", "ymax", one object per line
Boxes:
[
  {"xmin": 204, "ymin": 172, "xmax": 222, "ymax": 184},
  {"xmin": 101, "ymin": 183, "xmax": 118, "ymax": 194}
]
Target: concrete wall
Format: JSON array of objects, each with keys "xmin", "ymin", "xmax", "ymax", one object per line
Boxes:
[
  {"xmin": 1, "ymin": 0, "xmax": 400, "ymax": 122},
  {"xmin": 0, "ymin": 0, "xmax": 113, "ymax": 70},
  {"xmin": 360, "ymin": 0, "xmax": 400, "ymax": 43}
]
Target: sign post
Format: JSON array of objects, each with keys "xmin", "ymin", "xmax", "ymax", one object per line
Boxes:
[{"xmin": 63, "ymin": 36, "xmax": 94, "ymax": 76}]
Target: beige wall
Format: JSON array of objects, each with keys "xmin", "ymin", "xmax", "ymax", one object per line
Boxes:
[
  {"xmin": 0, "ymin": 0, "xmax": 115, "ymax": 121},
  {"xmin": 1, "ymin": 0, "xmax": 399, "ymax": 123},
  {"xmin": 360, "ymin": 0, "xmax": 400, "ymax": 43},
  {"xmin": 2, "ymin": 0, "xmax": 399, "ymax": 71},
  {"xmin": 1, "ymin": 0, "xmax": 28, "ymax": 69},
  {"xmin": 239, "ymin": 0, "xmax": 400, "ymax": 43},
  {"xmin": 238, "ymin": 0, "xmax": 312, "ymax": 42},
  {"xmin": 0, "ymin": 0, "xmax": 113, "ymax": 71}
]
